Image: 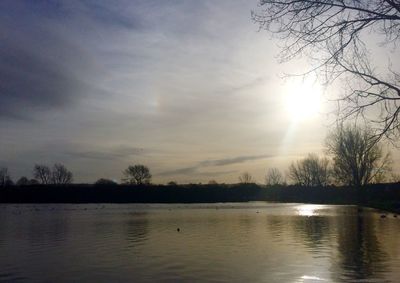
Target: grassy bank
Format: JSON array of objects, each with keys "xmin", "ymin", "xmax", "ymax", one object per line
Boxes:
[{"xmin": 1, "ymin": 183, "xmax": 400, "ymax": 213}]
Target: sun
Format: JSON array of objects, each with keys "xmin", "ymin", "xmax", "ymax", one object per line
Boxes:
[{"xmin": 284, "ymin": 79, "xmax": 322, "ymax": 121}]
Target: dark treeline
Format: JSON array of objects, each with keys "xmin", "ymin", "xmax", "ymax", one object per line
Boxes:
[
  {"xmin": 1, "ymin": 183, "xmax": 399, "ymax": 212},
  {"xmin": 1, "ymin": 125, "xmax": 399, "ymax": 214}
]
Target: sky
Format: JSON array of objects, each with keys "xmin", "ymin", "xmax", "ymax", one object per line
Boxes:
[{"xmin": 0, "ymin": 0, "xmax": 398, "ymax": 184}]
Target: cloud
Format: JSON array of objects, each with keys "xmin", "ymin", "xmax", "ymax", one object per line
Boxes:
[
  {"xmin": 0, "ymin": 7, "xmax": 87, "ymax": 118},
  {"xmin": 62, "ymin": 145, "xmax": 146, "ymax": 161},
  {"xmin": 0, "ymin": 0, "xmax": 144, "ymax": 119},
  {"xmin": 158, "ymin": 167, "xmax": 236, "ymax": 177},
  {"xmin": 199, "ymin": 154, "xmax": 272, "ymax": 166},
  {"xmin": 159, "ymin": 166, "xmax": 198, "ymax": 176},
  {"xmin": 77, "ymin": 1, "xmax": 143, "ymax": 30},
  {"xmin": 159, "ymin": 154, "xmax": 272, "ymax": 176}
]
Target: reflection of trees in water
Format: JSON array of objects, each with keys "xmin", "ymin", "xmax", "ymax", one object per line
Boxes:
[
  {"xmin": 264, "ymin": 214, "xmax": 333, "ymax": 249},
  {"xmin": 264, "ymin": 208, "xmax": 390, "ymax": 281},
  {"xmin": 264, "ymin": 215, "xmax": 286, "ymax": 239},
  {"xmin": 238, "ymin": 214, "xmax": 256, "ymax": 235},
  {"xmin": 331, "ymin": 211, "xmax": 388, "ymax": 281},
  {"xmin": 26, "ymin": 207, "xmax": 70, "ymax": 246},
  {"xmin": 124, "ymin": 212, "xmax": 149, "ymax": 249},
  {"xmin": 291, "ymin": 216, "xmax": 332, "ymax": 250}
]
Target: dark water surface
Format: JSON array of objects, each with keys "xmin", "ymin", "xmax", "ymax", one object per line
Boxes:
[{"xmin": 1, "ymin": 203, "xmax": 399, "ymax": 282}]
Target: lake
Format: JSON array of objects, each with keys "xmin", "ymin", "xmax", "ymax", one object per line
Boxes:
[{"xmin": 0, "ymin": 203, "xmax": 399, "ymax": 282}]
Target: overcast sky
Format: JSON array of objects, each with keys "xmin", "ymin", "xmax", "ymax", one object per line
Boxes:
[{"xmin": 0, "ymin": 0, "xmax": 398, "ymax": 184}]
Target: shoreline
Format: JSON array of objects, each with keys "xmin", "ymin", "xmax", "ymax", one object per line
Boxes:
[{"xmin": 1, "ymin": 183, "xmax": 399, "ymax": 213}]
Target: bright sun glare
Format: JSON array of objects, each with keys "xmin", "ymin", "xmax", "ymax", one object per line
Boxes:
[{"xmin": 284, "ymin": 79, "xmax": 322, "ymax": 121}]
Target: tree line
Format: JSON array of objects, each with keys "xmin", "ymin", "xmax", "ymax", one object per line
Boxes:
[
  {"xmin": 0, "ymin": 125, "xmax": 397, "ymax": 189},
  {"xmin": 260, "ymin": 125, "xmax": 394, "ymax": 187},
  {"xmin": 0, "ymin": 163, "xmax": 74, "ymax": 187},
  {"xmin": 0, "ymin": 163, "xmax": 152, "ymax": 188}
]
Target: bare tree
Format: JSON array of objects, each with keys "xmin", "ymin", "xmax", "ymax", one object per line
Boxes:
[
  {"xmin": 51, "ymin": 163, "xmax": 73, "ymax": 185},
  {"xmin": 326, "ymin": 125, "xmax": 391, "ymax": 187},
  {"xmin": 253, "ymin": 1, "xmax": 400, "ymax": 141},
  {"xmin": 265, "ymin": 168, "xmax": 284, "ymax": 186},
  {"xmin": 288, "ymin": 154, "xmax": 330, "ymax": 187},
  {"xmin": 373, "ymin": 170, "xmax": 389, "ymax": 184},
  {"xmin": 0, "ymin": 167, "xmax": 12, "ymax": 188},
  {"xmin": 391, "ymin": 172, "xmax": 400, "ymax": 182},
  {"xmin": 123, "ymin": 164, "xmax": 152, "ymax": 185},
  {"xmin": 33, "ymin": 164, "xmax": 52, "ymax": 184},
  {"xmin": 16, "ymin": 176, "xmax": 30, "ymax": 186},
  {"xmin": 239, "ymin": 172, "xmax": 254, "ymax": 184}
]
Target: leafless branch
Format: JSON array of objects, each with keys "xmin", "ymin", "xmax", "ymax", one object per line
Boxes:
[{"xmin": 253, "ymin": 0, "xmax": 400, "ymax": 141}]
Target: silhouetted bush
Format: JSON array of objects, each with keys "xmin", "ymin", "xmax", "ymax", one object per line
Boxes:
[
  {"xmin": 95, "ymin": 178, "xmax": 118, "ymax": 186},
  {"xmin": 16, "ymin": 177, "xmax": 29, "ymax": 186}
]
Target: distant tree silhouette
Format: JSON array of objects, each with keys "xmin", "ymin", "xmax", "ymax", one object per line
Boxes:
[
  {"xmin": 33, "ymin": 164, "xmax": 52, "ymax": 184},
  {"xmin": 208, "ymin": 180, "xmax": 218, "ymax": 185},
  {"xmin": 373, "ymin": 171, "xmax": 388, "ymax": 184},
  {"xmin": 51, "ymin": 163, "xmax": 73, "ymax": 185},
  {"xmin": 167, "ymin": 181, "xmax": 178, "ymax": 186},
  {"xmin": 253, "ymin": 0, "xmax": 400, "ymax": 141},
  {"xmin": 239, "ymin": 172, "xmax": 254, "ymax": 184},
  {"xmin": 265, "ymin": 168, "xmax": 284, "ymax": 186},
  {"xmin": 16, "ymin": 176, "xmax": 29, "ymax": 186},
  {"xmin": 326, "ymin": 125, "xmax": 391, "ymax": 187},
  {"xmin": 34, "ymin": 163, "xmax": 73, "ymax": 185},
  {"xmin": 288, "ymin": 154, "xmax": 330, "ymax": 187},
  {"xmin": 391, "ymin": 173, "xmax": 400, "ymax": 183},
  {"xmin": 123, "ymin": 165, "xmax": 152, "ymax": 185},
  {"xmin": 0, "ymin": 167, "xmax": 12, "ymax": 188},
  {"xmin": 29, "ymin": 179, "xmax": 39, "ymax": 185},
  {"xmin": 95, "ymin": 178, "xmax": 118, "ymax": 186}
]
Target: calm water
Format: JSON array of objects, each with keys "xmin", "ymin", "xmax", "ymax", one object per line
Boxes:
[{"xmin": 1, "ymin": 203, "xmax": 399, "ymax": 283}]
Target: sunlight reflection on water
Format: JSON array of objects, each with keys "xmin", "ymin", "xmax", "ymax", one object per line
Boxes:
[
  {"xmin": 296, "ymin": 204, "xmax": 323, "ymax": 216},
  {"xmin": 295, "ymin": 275, "xmax": 327, "ymax": 282}
]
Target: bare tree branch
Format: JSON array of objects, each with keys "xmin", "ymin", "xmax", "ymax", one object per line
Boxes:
[{"xmin": 253, "ymin": 0, "xmax": 400, "ymax": 141}]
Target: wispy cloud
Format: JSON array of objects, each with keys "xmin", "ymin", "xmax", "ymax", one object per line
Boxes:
[
  {"xmin": 159, "ymin": 154, "xmax": 272, "ymax": 176},
  {"xmin": 63, "ymin": 146, "xmax": 146, "ymax": 161},
  {"xmin": 159, "ymin": 166, "xmax": 198, "ymax": 176},
  {"xmin": 199, "ymin": 154, "xmax": 272, "ymax": 167}
]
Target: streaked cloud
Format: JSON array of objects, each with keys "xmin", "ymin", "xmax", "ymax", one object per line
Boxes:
[
  {"xmin": 199, "ymin": 154, "xmax": 272, "ymax": 167},
  {"xmin": 63, "ymin": 146, "xmax": 145, "ymax": 161},
  {"xmin": 160, "ymin": 154, "xmax": 272, "ymax": 176}
]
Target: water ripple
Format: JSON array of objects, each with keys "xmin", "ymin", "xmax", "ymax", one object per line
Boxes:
[{"xmin": 0, "ymin": 203, "xmax": 399, "ymax": 282}]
